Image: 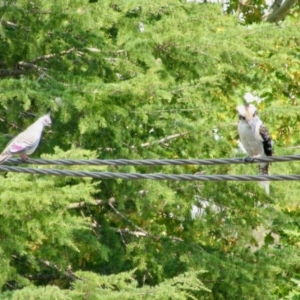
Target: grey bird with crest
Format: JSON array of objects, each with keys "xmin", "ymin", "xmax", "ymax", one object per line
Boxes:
[{"xmin": 0, "ymin": 112, "xmax": 52, "ymax": 164}]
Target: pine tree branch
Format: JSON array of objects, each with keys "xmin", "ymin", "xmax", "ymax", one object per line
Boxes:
[
  {"xmin": 12, "ymin": 255, "xmax": 79, "ymax": 282},
  {"xmin": 108, "ymin": 198, "xmax": 184, "ymax": 243},
  {"xmin": 0, "ymin": 48, "xmax": 76, "ymax": 78},
  {"xmin": 27, "ymin": 48, "xmax": 76, "ymax": 64},
  {"xmin": 125, "ymin": 132, "xmax": 188, "ymax": 150},
  {"xmin": 108, "ymin": 198, "xmax": 148, "ymax": 235},
  {"xmin": 67, "ymin": 199, "xmax": 105, "ymax": 209},
  {"xmin": 18, "ymin": 61, "xmax": 47, "ymax": 72},
  {"xmin": 117, "ymin": 228, "xmax": 148, "ymax": 237},
  {"xmin": 72, "ymin": 197, "xmax": 151, "ymax": 238},
  {"xmin": 91, "ymin": 222, "xmax": 146, "ymax": 248},
  {"xmin": 0, "ymin": 20, "xmax": 18, "ymax": 28},
  {"xmin": 0, "ymin": 69, "xmax": 27, "ymax": 77},
  {"xmin": 86, "ymin": 47, "xmax": 101, "ymax": 53},
  {"xmin": 39, "ymin": 259, "xmax": 79, "ymax": 281},
  {"xmin": 67, "ymin": 193, "xmax": 148, "ymax": 208},
  {"xmin": 262, "ymin": 0, "xmax": 297, "ymax": 22},
  {"xmin": 0, "ymin": 62, "xmax": 46, "ymax": 78},
  {"xmin": 141, "ymin": 132, "xmax": 188, "ymax": 148},
  {"xmin": 97, "ymin": 147, "xmax": 116, "ymax": 152},
  {"xmin": 1, "ymin": 20, "xmax": 31, "ymax": 32}
]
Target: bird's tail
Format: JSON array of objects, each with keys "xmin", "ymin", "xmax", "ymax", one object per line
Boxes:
[
  {"xmin": 258, "ymin": 163, "xmax": 270, "ymax": 195},
  {"xmin": 0, "ymin": 153, "xmax": 12, "ymax": 164}
]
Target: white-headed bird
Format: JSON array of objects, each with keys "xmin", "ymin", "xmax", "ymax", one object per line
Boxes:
[{"xmin": 237, "ymin": 104, "xmax": 272, "ymax": 195}]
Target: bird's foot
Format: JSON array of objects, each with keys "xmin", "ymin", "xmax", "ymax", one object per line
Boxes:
[
  {"xmin": 20, "ymin": 154, "xmax": 29, "ymax": 161},
  {"xmin": 243, "ymin": 156, "xmax": 254, "ymax": 163}
]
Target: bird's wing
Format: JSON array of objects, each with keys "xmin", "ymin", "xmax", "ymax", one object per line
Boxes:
[
  {"xmin": 250, "ymin": 118, "xmax": 273, "ymax": 156},
  {"xmin": 5, "ymin": 132, "xmax": 38, "ymax": 154},
  {"xmin": 259, "ymin": 124, "xmax": 273, "ymax": 156},
  {"xmin": 9, "ymin": 141, "xmax": 32, "ymax": 154}
]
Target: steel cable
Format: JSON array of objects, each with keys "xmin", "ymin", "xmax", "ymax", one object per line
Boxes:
[
  {"xmin": 5, "ymin": 154, "xmax": 300, "ymax": 166},
  {"xmin": 1, "ymin": 165, "xmax": 300, "ymax": 181}
]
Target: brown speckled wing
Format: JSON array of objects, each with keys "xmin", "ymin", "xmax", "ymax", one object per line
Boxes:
[{"xmin": 259, "ymin": 124, "xmax": 272, "ymax": 156}]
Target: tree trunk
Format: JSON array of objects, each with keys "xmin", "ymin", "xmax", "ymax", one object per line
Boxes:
[{"xmin": 263, "ymin": 0, "xmax": 298, "ymax": 22}]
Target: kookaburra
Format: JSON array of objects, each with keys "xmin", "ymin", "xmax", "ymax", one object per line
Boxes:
[{"xmin": 237, "ymin": 104, "xmax": 273, "ymax": 195}]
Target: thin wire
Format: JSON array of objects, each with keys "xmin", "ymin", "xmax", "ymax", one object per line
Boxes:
[
  {"xmin": 5, "ymin": 154, "xmax": 300, "ymax": 166},
  {"xmin": 1, "ymin": 165, "xmax": 300, "ymax": 181}
]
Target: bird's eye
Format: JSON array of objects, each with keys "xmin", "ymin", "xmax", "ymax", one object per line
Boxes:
[
  {"xmin": 253, "ymin": 111, "xmax": 257, "ymax": 117},
  {"xmin": 239, "ymin": 115, "xmax": 245, "ymax": 120}
]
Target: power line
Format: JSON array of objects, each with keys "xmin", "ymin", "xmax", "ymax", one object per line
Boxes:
[
  {"xmin": 5, "ymin": 154, "xmax": 300, "ymax": 166},
  {"xmin": 1, "ymin": 165, "xmax": 300, "ymax": 181}
]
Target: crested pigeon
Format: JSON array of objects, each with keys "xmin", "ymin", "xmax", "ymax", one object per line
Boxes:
[{"xmin": 0, "ymin": 113, "xmax": 52, "ymax": 163}]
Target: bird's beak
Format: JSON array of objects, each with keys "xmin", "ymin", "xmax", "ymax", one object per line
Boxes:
[
  {"xmin": 247, "ymin": 119, "xmax": 254, "ymax": 126},
  {"xmin": 247, "ymin": 119, "xmax": 256, "ymax": 131}
]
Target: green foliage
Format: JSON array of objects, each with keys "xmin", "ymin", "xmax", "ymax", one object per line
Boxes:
[
  {"xmin": 0, "ymin": 270, "xmax": 209, "ymax": 300},
  {"xmin": 0, "ymin": 0, "xmax": 300, "ymax": 299},
  {"xmin": 0, "ymin": 285, "xmax": 71, "ymax": 300}
]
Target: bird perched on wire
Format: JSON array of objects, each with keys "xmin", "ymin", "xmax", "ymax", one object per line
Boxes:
[
  {"xmin": 0, "ymin": 112, "xmax": 52, "ymax": 164},
  {"xmin": 237, "ymin": 104, "xmax": 273, "ymax": 195}
]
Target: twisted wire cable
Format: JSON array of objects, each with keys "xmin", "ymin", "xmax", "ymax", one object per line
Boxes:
[
  {"xmin": 5, "ymin": 154, "xmax": 300, "ymax": 166},
  {"xmin": 1, "ymin": 165, "xmax": 300, "ymax": 181}
]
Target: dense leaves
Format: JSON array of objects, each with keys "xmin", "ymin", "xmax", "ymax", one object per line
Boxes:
[{"xmin": 0, "ymin": 0, "xmax": 300, "ymax": 298}]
